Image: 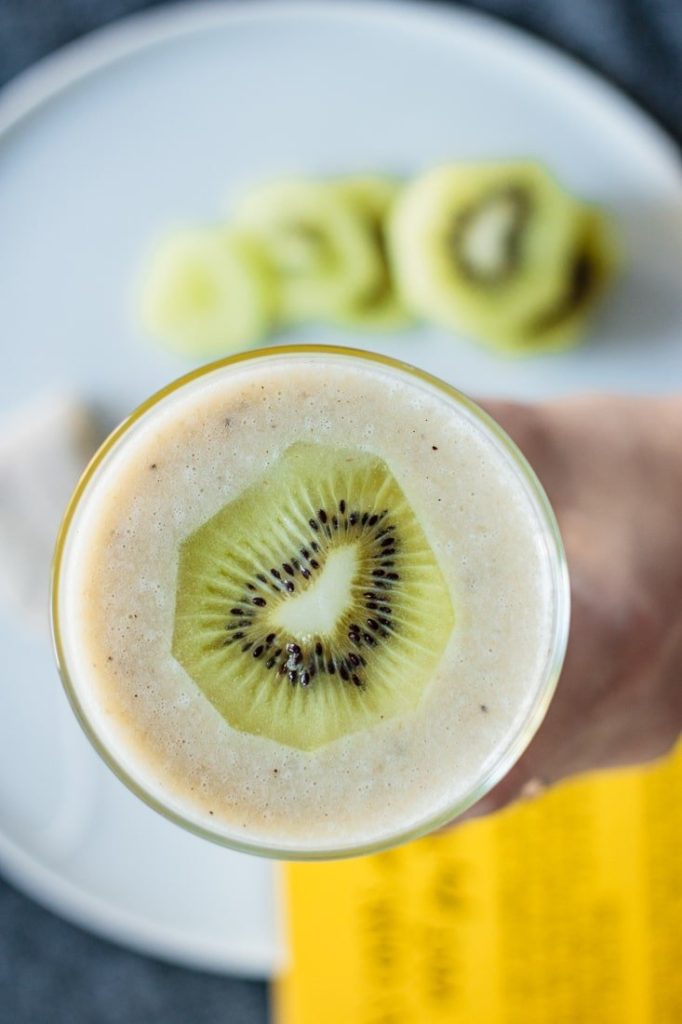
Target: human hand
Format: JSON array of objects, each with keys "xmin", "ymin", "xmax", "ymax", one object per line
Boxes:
[{"xmin": 462, "ymin": 394, "xmax": 682, "ymax": 821}]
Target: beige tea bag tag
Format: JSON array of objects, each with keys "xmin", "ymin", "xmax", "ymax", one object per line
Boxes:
[{"xmin": 0, "ymin": 395, "xmax": 102, "ymax": 633}]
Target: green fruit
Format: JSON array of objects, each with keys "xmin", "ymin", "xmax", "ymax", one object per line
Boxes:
[
  {"xmin": 172, "ymin": 442, "xmax": 455, "ymax": 750},
  {"xmin": 140, "ymin": 228, "xmax": 274, "ymax": 356},
  {"xmin": 234, "ymin": 179, "xmax": 386, "ymax": 323},
  {"xmin": 333, "ymin": 176, "xmax": 412, "ymax": 330},
  {"xmin": 335, "ymin": 175, "xmax": 401, "ymax": 217},
  {"xmin": 517, "ymin": 208, "xmax": 618, "ymax": 352},
  {"xmin": 389, "ymin": 161, "xmax": 582, "ymax": 346}
]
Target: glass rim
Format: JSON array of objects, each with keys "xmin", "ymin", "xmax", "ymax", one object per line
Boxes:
[{"xmin": 51, "ymin": 344, "xmax": 570, "ymax": 860}]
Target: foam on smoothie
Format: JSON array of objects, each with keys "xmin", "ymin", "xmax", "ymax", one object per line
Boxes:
[{"xmin": 59, "ymin": 352, "xmax": 558, "ymax": 853}]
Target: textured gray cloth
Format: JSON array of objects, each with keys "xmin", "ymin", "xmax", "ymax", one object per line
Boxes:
[
  {"xmin": 0, "ymin": 877, "xmax": 268, "ymax": 1024},
  {"xmin": 0, "ymin": 2, "xmax": 680, "ymax": 1022}
]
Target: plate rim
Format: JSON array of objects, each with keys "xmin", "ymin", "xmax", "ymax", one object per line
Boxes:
[
  {"xmin": 1, "ymin": 0, "xmax": 681, "ymax": 976},
  {"xmin": 1, "ymin": 0, "xmax": 680, "ymax": 179},
  {"xmin": 0, "ymin": 827, "xmax": 279, "ymax": 976}
]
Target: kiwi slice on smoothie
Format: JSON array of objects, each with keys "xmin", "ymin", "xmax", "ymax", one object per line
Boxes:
[
  {"xmin": 332, "ymin": 176, "xmax": 412, "ymax": 329},
  {"xmin": 388, "ymin": 161, "xmax": 582, "ymax": 346},
  {"xmin": 234, "ymin": 179, "xmax": 386, "ymax": 323},
  {"xmin": 173, "ymin": 443, "xmax": 454, "ymax": 751},
  {"xmin": 141, "ymin": 228, "xmax": 274, "ymax": 356}
]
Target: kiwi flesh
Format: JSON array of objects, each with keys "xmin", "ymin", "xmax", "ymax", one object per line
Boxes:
[
  {"xmin": 519, "ymin": 208, "xmax": 617, "ymax": 351},
  {"xmin": 140, "ymin": 228, "xmax": 275, "ymax": 356},
  {"xmin": 389, "ymin": 161, "xmax": 583, "ymax": 345},
  {"xmin": 233, "ymin": 179, "xmax": 386, "ymax": 324},
  {"xmin": 476, "ymin": 207, "xmax": 616, "ymax": 353},
  {"xmin": 173, "ymin": 443, "xmax": 454, "ymax": 750},
  {"xmin": 332, "ymin": 176, "xmax": 412, "ymax": 329}
]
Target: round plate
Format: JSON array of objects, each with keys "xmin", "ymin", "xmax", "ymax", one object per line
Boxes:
[{"xmin": 1, "ymin": 0, "xmax": 681, "ymax": 976}]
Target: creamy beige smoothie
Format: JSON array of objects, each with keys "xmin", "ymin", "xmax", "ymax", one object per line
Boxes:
[{"xmin": 53, "ymin": 348, "xmax": 568, "ymax": 857}]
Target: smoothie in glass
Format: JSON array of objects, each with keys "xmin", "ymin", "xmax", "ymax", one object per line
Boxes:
[{"xmin": 52, "ymin": 347, "xmax": 568, "ymax": 858}]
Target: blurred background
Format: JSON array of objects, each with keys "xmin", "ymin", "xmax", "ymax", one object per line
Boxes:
[{"xmin": 1, "ymin": 2, "xmax": 681, "ymax": 1023}]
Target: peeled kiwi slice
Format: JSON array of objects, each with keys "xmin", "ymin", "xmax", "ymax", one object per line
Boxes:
[
  {"xmin": 332, "ymin": 176, "xmax": 412, "ymax": 329},
  {"xmin": 140, "ymin": 228, "xmax": 274, "ymax": 356},
  {"xmin": 389, "ymin": 161, "xmax": 582, "ymax": 345},
  {"xmin": 173, "ymin": 443, "xmax": 454, "ymax": 750},
  {"xmin": 233, "ymin": 179, "xmax": 386, "ymax": 323},
  {"xmin": 477, "ymin": 207, "xmax": 617, "ymax": 354},
  {"xmin": 517, "ymin": 207, "xmax": 617, "ymax": 352}
]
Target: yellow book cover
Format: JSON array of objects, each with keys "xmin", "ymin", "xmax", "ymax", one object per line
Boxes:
[{"xmin": 277, "ymin": 745, "xmax": 681, "ymax": 1024}]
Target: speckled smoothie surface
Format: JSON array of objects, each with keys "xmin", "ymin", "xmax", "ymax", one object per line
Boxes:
[{"xmin": 59, "ymin": 352, "xmax": 556, "ymax": 852}]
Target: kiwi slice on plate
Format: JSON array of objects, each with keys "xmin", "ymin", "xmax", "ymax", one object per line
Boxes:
[
  {"xmin": 389, "ymin": 161, "xmax": 582, "ymax": 345},
  {"xmin": 234, "ymin": 179, "xmax": 386, "ymax": 323},
  {"xmin": 173, "ymin": 443, "xmax": 454, "ymax": 750},
  {"xmin": 449, "ymin": 206, "xmax": 618, "ymax": 355},
  {"xmin": 517, "ymin": 207, "xmax": 617, "ymax": 352},
  {"xmin": 333, "ymin": 176, "xmax": 412, "ymax": 329},
  {"xmin": 140, "ymin": 228, "xmax": 274, "ymax": 356}
]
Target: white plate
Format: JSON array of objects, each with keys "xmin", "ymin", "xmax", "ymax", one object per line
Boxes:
[{"xmin": 1, "ymin": 0, "xmax": 681, "ymax": 977}]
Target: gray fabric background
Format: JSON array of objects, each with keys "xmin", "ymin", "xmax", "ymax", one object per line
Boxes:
[{"xmin": 0, "ymin": 1, "xmax": 680, "ymax": 1021}]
